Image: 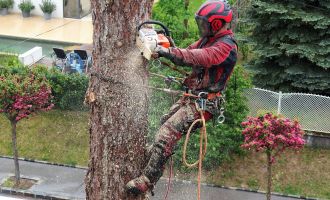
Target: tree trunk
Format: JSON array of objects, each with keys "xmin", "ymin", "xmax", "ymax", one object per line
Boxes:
[
  {"xmin": 266, "ymin": 150, "xmax": 272, "ymax": 200},
  {"xmin": 183, "ymin": 0, "xmax": 190, "ymax": 39},
  {"xmin": 11, "ymin": 120, "xmax": 20, "ymax": 186},
  {"xmin": 85, "ymin": 1, "xmax": 153, "ymax": 199}
]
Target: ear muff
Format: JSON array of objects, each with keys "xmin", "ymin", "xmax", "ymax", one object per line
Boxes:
[{"xmin": 211, "ymin": 19, "xmax": 223, "ymax": 32}]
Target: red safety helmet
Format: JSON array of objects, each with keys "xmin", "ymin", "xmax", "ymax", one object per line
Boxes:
[{"xmin": 195, "ymin": 0, "xmax": 233, "ymax": 37}]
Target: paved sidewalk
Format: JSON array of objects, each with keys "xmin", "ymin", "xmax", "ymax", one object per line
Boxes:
[
  {"xmin": 0, "ymin": 157, "xmax": 304, "ymax": 200},
  {"xmin": 0, "ymin": 14, "xmax": 92, "ymax": 44},
  {"xmin": 0, "ymin": 194, "xmax": 37, "ymax": 199}
]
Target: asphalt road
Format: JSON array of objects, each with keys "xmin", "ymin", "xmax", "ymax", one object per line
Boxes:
[{"xmin": 0, "ymin": 157, "xmax": 304, "ymax": 200}]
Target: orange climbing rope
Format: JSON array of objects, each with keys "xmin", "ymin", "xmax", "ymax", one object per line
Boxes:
[{"xmin": 182, "ymin": 98, "xmax": 208, "ymax": 200}]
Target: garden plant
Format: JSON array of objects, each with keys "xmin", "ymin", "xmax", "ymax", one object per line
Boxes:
[
  {"xmin": 241, "ymin": 113, "xmax": 305, "ymax": 200},
  {"xmin": 0, "ymin": 0, "xmax": 14, "ymax": 15},
  {"xmin": 39, "ymin": 0, "xmax": 56, "ymax": 20},
  {"xmin": 0, "ymin": 65, "xmax": 53, "ymax": 186},
  {"xmin": 18, "ymin": 0, "xmax": 35, "ymax": 18}
]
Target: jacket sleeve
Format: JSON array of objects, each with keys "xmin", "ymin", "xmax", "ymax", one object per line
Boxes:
[
  {"xmin": 186, "ymin": 39, "xmax": 202, "ymax": 50},
  {"xmin": 162, "ymin": 40, "xmax": 235, "ymax": 69}
]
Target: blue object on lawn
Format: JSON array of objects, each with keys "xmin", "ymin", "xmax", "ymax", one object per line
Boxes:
[{"xmin": 67, "ymin": 52, "xmax": 84, "ymax": 73}]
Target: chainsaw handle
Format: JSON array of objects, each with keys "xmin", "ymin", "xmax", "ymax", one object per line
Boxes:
[
  {"xmin": 138, "ymin": 20, "xmax": 176, "ymax": 47},
  {"xmin": 138, "ymin": 20, "xmax": 171, "ymax": 36}
]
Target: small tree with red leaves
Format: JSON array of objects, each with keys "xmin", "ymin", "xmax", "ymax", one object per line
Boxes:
[
  {"xmin": 241, "ymin": 113, "xmax": 305, "ymax": 200},
  {"xmin": 0, "ymin": 72, "xmax": 53, "ymax": 186}
]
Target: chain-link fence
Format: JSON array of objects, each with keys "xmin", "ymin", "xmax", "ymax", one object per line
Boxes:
[{"xmin": 245, "ymin": 88, "xmax": 330, "ymax": 133}]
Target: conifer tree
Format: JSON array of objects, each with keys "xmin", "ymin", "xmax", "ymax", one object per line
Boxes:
[{"xmin": 248, "ymin": 0, "xmax": 330, "ymax": 96}]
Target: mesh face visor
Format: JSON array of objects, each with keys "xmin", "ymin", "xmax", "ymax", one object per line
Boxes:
[{"xmin": 195, "ymin": 15, "xmax": 211, "ymax": 37}]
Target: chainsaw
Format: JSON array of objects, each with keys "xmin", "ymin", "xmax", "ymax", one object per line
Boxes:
[{"xmin": 136, "ymin": 20, "xmax": 175, "ymax": 60}]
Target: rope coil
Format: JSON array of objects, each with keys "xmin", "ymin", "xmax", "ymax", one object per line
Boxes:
[{"xmin": 182, "ymin": 101, "xmax": 208, "ymax": 200}]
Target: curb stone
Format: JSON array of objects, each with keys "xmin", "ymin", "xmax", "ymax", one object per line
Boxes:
[
  {"xmin": 0, "ymin": 186, "xmax": 71, "ymax": 200},
  {"xmin": 0, "ymin": 155, "xmax": 88, "ymax": 170},
  {"xmin": 0, "ymin": 156, "xmax": 320, "ymax": 200}
]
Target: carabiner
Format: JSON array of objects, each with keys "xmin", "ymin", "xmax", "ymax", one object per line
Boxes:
[
  {"xmin": 217, "ymin": 114, "xmax": 225, "ymax": 124},
  {"xmin": 151, "ymin": 59, "xmax": 162, "ymax": 68},
  {"xmin": 198, "ymin": 92, "xmax": 208, "ymax": 99}
]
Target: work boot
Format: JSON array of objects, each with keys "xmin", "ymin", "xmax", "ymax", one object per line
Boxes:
[{"xmin": 125, "ymin": 175, "xmax": 152, "ymax": 195}]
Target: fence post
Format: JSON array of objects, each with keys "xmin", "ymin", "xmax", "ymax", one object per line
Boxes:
[{"xmin": 277, "ymin": 91, "xmax": 282, "ymax": 115}]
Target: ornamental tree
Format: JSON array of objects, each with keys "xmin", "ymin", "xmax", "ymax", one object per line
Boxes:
[
  {"xmin": 241, "ymin": 113, "xmax": 305, "ymax": 200},
  {"xmin": 0, "ymin": 71, "xmax": 53, "ymax": 186}
]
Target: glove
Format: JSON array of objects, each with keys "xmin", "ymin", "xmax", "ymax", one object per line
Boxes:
[{"xmin": 153, "ymin": 45, "xmax": 170, "ymax": 58}]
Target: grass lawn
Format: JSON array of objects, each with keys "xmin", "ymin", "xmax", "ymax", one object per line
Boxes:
[
  {"xmin": 0, "ymin": 110, "xmax": 89, "ymax": 166},
  {"xmin": 204, "ymin": 149, "xmax": 330, "ymax": 199},
  {"xmin": 1, "ymin": 111, "xmax": 329, "ymax": 199}
]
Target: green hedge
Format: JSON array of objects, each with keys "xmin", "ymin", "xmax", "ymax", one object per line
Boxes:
[
  {"xmin": 34, "ymin": 67, "xmax": 89, "ymax": 110},
  {"xmin": 0, "ymin": 55, "xmax": 89, "ymax": 111}
]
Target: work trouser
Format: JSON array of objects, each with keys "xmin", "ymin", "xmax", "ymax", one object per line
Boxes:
[{"xmin": 143, "ymin": 97, "xmax": 213, "ymax": 184}]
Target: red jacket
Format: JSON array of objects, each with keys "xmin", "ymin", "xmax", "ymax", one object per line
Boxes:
[{"xmin": 163, "ymin": 30, "xmax": 238, "ymax": 93}]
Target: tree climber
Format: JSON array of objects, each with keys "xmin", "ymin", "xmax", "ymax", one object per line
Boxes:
[{"xmin": 126, "ymin": 0, "xmax": 238, "ymax": 195}]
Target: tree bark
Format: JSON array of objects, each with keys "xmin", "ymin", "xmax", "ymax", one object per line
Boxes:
[
  {"xmin": 11, "ymin": 120, "xmax": 20, "ymax": 186},
  {"xmin": 85, "ymin": 1, "xmax": 153, "ymax": 199},
  {"xmin": 266, "ymin": 150, "xmax": 272, "ymax": 200}
]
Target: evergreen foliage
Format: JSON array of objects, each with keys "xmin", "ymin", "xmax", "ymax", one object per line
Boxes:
[{"xmin": 247, "ymin": 0, "xmax": 330, "ymax": 96}]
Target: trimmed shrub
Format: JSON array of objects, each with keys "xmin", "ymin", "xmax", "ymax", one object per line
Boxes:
[
  {"xmin": 32, "ymin": 66, "xmax": 89, "ymax": 110},
  {"xmin": 0, "ymin": 56, "xmax": 89, "ymax": 111}
]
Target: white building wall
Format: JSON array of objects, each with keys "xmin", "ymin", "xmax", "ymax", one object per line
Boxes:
[{"xmin": 11, "ymin": 0, "xmax": 63, "ymax": 18}]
